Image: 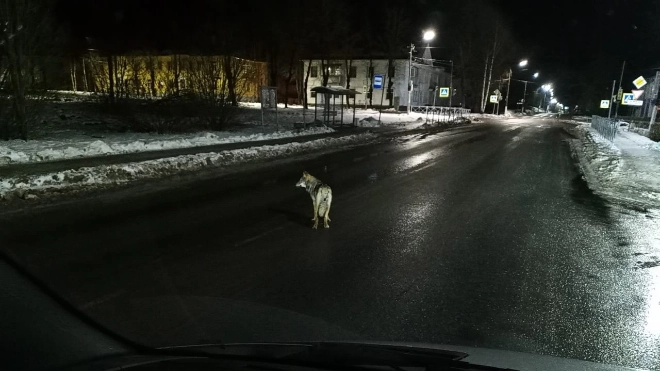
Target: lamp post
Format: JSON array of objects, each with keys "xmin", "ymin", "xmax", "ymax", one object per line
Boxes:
[
  {"xmin": 408, "ymin": 30, "xmax": 436, "ymax": 114},
  {"xmin": 520, "ymin": 72, "xmax": 539, "ymax": 114},
  {"xmin": 504, "ymin": 59, "xmax": 528, "ymax": 116}
]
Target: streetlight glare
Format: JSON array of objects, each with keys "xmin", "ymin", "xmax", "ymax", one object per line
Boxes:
[
  {"xmin": 533, "ymin": 72, "xmax": 539, "ymax": 78},
  {"xmin": 550, "ymin": 98, "xmax": 558, "ymax": 104},
  {"xmin": 519, "ymin": 59, "xmax": 529, "ymax": 67},
  {"xmin": 423, "ymin": 30, "xmax": 436, "ymax": 41}
]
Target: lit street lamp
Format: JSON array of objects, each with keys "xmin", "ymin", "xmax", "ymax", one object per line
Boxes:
[
  {"xmin": 533, "ymin": 72, "xmax": 539, "ymax": 78},
  {"xmin": 408, "ymin": 29, "xmax": 436, "ymax": 113}
]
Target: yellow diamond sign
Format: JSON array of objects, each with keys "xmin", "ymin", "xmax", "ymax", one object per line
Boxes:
[{"xmin": 633, "ymin": 76, "xmax": 647, "ymax": 89}]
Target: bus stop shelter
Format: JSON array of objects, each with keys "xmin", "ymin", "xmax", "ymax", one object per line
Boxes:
[{"xmin": 311, "ymin": 86, "xmax": 361, "ymax": 127}]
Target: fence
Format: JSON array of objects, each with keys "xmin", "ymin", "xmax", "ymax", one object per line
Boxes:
[
  {"xmin": 591, "ymin": 115, "xmax": 617, "ymax": 142},
  {"xmin": 411, "ymin": 106, "xmax": 472, "ymax": 124}
]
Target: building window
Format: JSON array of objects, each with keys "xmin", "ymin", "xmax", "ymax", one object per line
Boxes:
[
  {"xmin": 328, "ymin": 64, "xmax": 342, "ymax": 76},
  {"xmin": 349, "ymin": 66, "xmax": 357, "ymax": 78},
  {"xmin": 411, "ymin": 67, "xmax": 417, "ymax": 78},
  {"xmin": 311, "ymin": 66, "xmax": 318, "ymax": 78}
]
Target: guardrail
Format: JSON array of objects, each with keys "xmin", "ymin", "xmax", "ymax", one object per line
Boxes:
[
  {"xmin": 411, "ymin": 106, "xmax": 471, "ymax": 124},
  {"xmin": 591, "ymin": 115, "xmax": 617, "ymax": 142}
]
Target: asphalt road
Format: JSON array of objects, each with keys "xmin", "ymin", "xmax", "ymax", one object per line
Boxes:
[{"xmin": 1, "ymin": 118, "xmax": 659, "ymax": 369}]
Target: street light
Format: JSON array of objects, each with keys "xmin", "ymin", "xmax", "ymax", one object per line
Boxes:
[
  {"xmin": 408, "ymin": 29, "xmax": 436, "ymax": 113},
  {"xmin": 533, "ymin": 72, "xmax": 539, "ymax": 78},
  {"xmin": 519, "ymin": 59, "xmax": 529, "ymax": 67}
]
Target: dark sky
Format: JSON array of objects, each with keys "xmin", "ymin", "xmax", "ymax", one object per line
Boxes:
[{"xmin": 490, "ymin": 0, "xmax": 659, "ymax": 105}]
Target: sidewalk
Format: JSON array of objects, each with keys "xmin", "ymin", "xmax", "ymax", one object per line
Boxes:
[
  {"xmin": 569, "ymin": 123, "xmax": 660, "ymax": 208},
  {"xmin": 0, "ymin": 127, "xmax": 367, "ymax": 179}
]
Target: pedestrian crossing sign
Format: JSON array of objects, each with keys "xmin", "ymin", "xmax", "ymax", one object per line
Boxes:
[
  {"xmin": 439, "ymin": 87, "xmax": 450, "ymax": 98},
  {"xmin": 490, "ymin": 95, "xmax": 498, "ymax": 103},
  {"xmin": 600, "ymin": 100, "xmax": 610, "ymax": 109}
]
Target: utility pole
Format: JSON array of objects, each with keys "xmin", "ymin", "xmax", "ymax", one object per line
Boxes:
[
  {"xmin": 407, "ymin": 43, "xmax": 415, "ymax": 114},
  {"xmin": 614, "ymin": 60, "xmax": 626, "ymax": 120},
  {"xmin": 648, "ymin": 70, "xmax": 660, "ymax": 132},
  {"xmin": 449, "ymin": 60, "xmax": 454, "ymax": 107},
  {"xmin": 504, "ymin": 68, "xmax": 512, "ymax": 116},
  {"xmin": 521, "ymin": 80, "xmax": 528, "ymax": 113},
  {"xmin": 608, "ymin": 80, "xmax": 616, "ymax": 118}
]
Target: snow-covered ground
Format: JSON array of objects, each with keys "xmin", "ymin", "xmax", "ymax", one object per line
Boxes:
[
  {"xmin": 0, "ymin": 132, "xmax": 377, "ymax": 200},
  {"xmin": 569, "ymin": 122, "xmax": 660, "ymax": 208},
  {"xmin": 0, "ymin": 95, "xmax": 435, "ymax": 166},
  {"xmin": 0, "ymin": 126, "xmax": 334, "ymax": 165}
]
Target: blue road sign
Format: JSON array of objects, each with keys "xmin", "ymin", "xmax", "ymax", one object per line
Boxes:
[
  {"xmin": 373, "ymin": 75, "xmax": 384, "ymax": 89},
  {"xmin": 622, "ymin": 93, "xmax": 634, "ymax": 105}
]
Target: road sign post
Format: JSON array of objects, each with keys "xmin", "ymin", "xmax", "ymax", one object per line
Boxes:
[
  {"xmin": 608, "ymin": 80, "xmax": 616, "ymax": 118},
  {"xmin": 648, "ymin": 70, "xmax": 660, "ymax": 134}
]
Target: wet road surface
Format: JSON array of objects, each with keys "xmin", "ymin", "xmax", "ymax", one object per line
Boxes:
[{"xmin": 1, "ymin": 118, "xmax": 659, "ymax": 369}]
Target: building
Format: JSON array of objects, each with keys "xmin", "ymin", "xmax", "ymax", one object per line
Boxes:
[
  {"xmin": 73, "ymin": 53, "xmax": 267, "ymax": 102},
  {"xmin": 303, "ymin": 51, "xmax": 453, "ymax": 110}
]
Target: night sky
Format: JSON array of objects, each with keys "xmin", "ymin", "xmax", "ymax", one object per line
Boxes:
[{"xmin": 55, "ymin": 0, "xmax": 660, "ymax": 107}]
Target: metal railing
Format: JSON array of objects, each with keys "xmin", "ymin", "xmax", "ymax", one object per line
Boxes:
[
  {"xmin": 591, "ymin": 115, "xmax": 617, "ymax": 142},
  {"xmin": 411, "ymin": 106, "xmax": 472, "ymax": 124}
]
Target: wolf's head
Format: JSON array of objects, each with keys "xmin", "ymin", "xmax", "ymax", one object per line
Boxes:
[{"xmin": 296, "ymin": 171, "xmax": 311, "ymax": 188}]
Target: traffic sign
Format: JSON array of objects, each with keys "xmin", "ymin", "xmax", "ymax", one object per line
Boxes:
[
  {"xmin": 628, "ymin": 99, "xmax": 643, "ymax": 106},
  {"xmin": 622, "ymin": 93, "xmax": 634, "ymax": 105},
  {"xmin": 490, "ymin": 95, "xmax": 498, "ymax": 103},
  {"xmin": 633, "ymin": 76, "xmax": 647, "ymax": 89},
  {"xmin": 373, "ymin": 75, "xmax": 384, "ymax": 89},
  {"xmin": 439, "ymin": 87, "xmax": 450, "ymax": 98},
  {"xmin": 632, "ymin": 89, "xmax": 644, "ymax": 99},
  {"xmin": 617, "ymin": 88, "xmax": 623, "ymax": 100},
  {"xmin": 600, "ymin": 100, "xmax": 610, "ymax": 109}
]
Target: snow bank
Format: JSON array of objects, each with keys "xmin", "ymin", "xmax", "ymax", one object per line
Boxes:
[
  {"xmin": 0, "ymin": 126, "xmax": 335, "ymax": 165},
  {"xmin": 0, "ymin": 133, "xmax": 376, "ymax": 199},
  {"xmin": 569, "ymin": 123, "xmax": 660, "ymax": 208},
  {"xmin": 358, "ymin": 116, "xmax": 382, "ymax": 127}
]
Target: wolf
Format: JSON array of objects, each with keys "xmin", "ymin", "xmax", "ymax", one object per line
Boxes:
[{"xmin": 295, "ymin": 171, "xmax": 332, "ymax": 229}]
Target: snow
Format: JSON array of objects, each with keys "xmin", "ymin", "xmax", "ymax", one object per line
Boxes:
[
  {"xmin": 0, "ymin": 97, "xmax": 443, "ymax": 166},
  {"xmin": 0, "ymin": 133, "xmax": 377, "ymax": 199},
  {"xmin": 0, "ymin": 126, "xmax": 335, "ymax": 165},
  {"xmin": 569, "ymin": 123, "xmax": 660, "ymax": 208}
]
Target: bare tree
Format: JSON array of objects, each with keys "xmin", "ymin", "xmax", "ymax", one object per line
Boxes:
[{"xmin": 0, "ymin": 0, "xmax": 56, "ymax": 139}]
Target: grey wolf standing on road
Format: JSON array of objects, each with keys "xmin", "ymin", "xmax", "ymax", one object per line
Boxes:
[{"xmin": 296, "ymin": 171, "xmax": 333, "ymax": 229}]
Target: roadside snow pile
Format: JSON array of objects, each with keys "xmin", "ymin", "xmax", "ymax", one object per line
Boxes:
[
  {"xmin": 0, "ymin": 126, "xmax": 335, "ymax": 165},
  {"xmin": 0, "ymin": 132, "xmax": 376, "ymax": 200},
  {"xmin": 569, "ymin": 123, "xmax": 660, "ymax": 208},
  {"xmin": 358, "ymin": 116, "xmax": 382, "ymax": 127}
]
